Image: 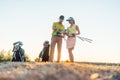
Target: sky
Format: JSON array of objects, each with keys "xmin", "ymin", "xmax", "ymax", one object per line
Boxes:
[{"xmin": 0, "ymin": 0, "xmax": 120, "ymax": 63}]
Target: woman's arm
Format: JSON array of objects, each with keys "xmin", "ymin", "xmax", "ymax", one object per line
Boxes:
[{"xmin": 76, "ymin": 25, "xmax": 80, "ymax": 35}]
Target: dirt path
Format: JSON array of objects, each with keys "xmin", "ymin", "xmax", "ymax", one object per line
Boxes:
[{"xmin": 0, "ymin": 62, "xmax": 120, "ymax": 80}]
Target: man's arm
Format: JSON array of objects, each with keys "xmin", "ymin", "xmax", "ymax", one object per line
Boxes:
[
  {"xmin": 52, "ymin": 26, "xmax": 58, "ymax": 30},
  {"xmin": 52, "ymin": 22, "xmax": 59, "ymax": 31}
]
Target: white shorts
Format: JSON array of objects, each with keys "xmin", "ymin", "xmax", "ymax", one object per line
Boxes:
[{"xmin": 67, "ymin": 37, "xmax": 76, "ymax": 49}]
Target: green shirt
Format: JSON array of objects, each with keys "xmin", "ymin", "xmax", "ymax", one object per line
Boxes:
[
  {"xmin": 52, "ymin": 22, "xmax": 65, "ymax": 36},
  {"xmin": 67, "ymin": 24, "xmax": 76, "ymax": 36}
]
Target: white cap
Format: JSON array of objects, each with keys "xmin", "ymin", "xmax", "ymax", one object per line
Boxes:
[{"xmin": 66, "ymin": 17, "xmax": 74, "ymax": 21}]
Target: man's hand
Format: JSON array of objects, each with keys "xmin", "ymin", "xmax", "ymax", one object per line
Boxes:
[
  {"xmin": 53, "ymin": 26, "xmax": 59, "ymax": 31},
  {"xmin": 53, "ymin": 27, "xmax": 57, "ymax": 30}
]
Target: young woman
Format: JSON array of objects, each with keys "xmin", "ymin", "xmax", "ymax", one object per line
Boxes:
[{"xmin": 66, "ymin": 17, "xmax": 80, "ymax": 62}]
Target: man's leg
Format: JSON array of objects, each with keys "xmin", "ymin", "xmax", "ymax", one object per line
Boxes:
[
  {"xmin": 57, "ymin": 37, "xmax": 62, "ymax": 62},
  {"xmin": 49, "ymin": 36, "xmax": 56, "ymax": 62}
]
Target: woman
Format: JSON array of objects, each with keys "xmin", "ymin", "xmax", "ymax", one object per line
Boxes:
[{"xmin": 66, "ymin": 17, "xmax": 80, "ymax": 62}]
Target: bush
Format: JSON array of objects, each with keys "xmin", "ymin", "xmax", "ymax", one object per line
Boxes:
[
  {"xmin": 0, "ymin": 50, "xmax": 12, "ymax": 62},
  {"xmin": 25, "ymin": 54, "xmax": 31, "ymax": 62},
  {"xmin": 34, "ymin": 57, "xmax": 40, "ymax": 62}
]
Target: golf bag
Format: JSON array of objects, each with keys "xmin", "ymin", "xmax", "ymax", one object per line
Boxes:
[
  {"xmin": 12, "ymin": 41, "xmax": 26, "ymax": 62},
  {"xmin": 39, "ymin": 41, "xmax": 50, "ymax": 62}
]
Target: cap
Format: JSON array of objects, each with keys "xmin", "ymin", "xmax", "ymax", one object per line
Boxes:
[
  {"xmin": 66, "ymin": 17, "xmax": 74, "ymax": 21},
  {"xmin": 59, "ymin": 15, "xmax": 64, "ymax": 19},
  {"xmin": 45, "ymin": 41, "xmax": 49, "ymax": 44},
  {"xmin": 13, "ymin": 41, "xmax": 23, "ymax": 46}
]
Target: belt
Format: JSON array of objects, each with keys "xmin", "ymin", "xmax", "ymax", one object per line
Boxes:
[
  {"xmin": 68, "ymin": 36, "xmax": 76, "ymax": 38},
  {"xmin": 53, "ymin": 35, "xmax": 62, "ymax": 37}
]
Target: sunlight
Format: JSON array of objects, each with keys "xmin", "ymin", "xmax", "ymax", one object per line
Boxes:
[{"xmin": 53, "ymin": 43, "xmax": 69, "ymax": 61}]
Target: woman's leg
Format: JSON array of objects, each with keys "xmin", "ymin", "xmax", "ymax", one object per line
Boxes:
[{"xmin": 68, "ymin": 48, "xmax": 74, "ymax": 62}]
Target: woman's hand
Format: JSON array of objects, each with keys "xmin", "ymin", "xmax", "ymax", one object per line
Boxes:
[
  {"xmin": 71, "ymin": 33, "xmax": 76, "ymax": 36},
  {"xmin": 71, "ymin": 33, "xmax": 79, "ymax": 36}
]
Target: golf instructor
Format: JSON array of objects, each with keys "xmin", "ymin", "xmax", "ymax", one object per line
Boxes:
[{"xmin": 49, "ymin": 15, "xmax": 65, "ymax": 62}]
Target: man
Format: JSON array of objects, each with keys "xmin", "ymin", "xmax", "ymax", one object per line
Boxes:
[{"xmin": 49, "ymin": 15, "xmax": 65, "ymax": 62}]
